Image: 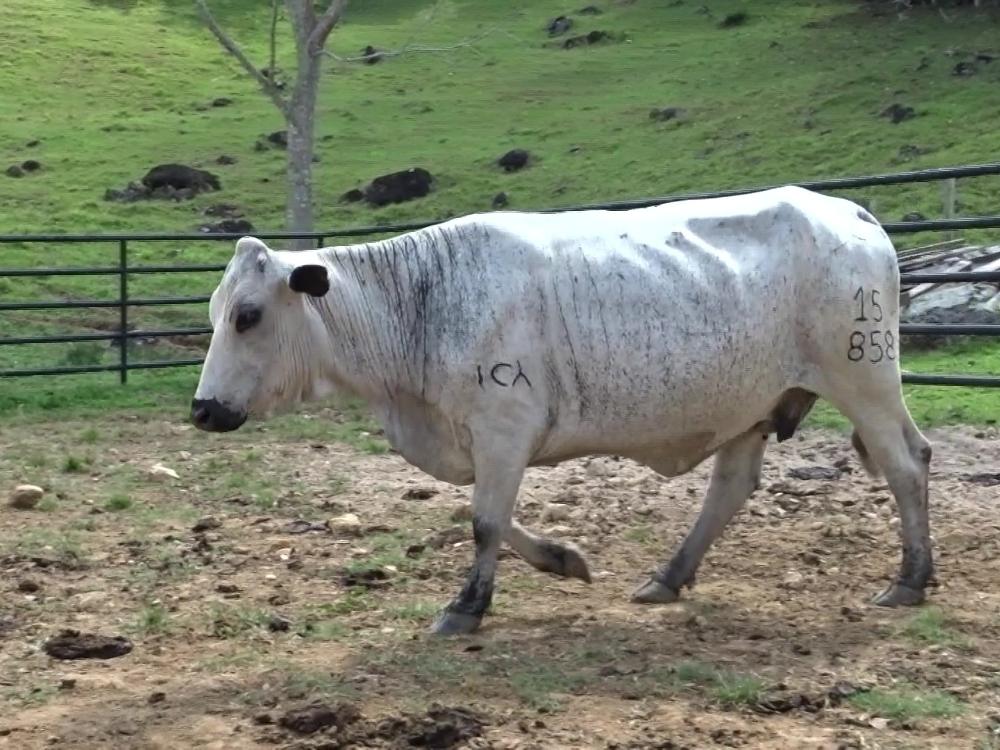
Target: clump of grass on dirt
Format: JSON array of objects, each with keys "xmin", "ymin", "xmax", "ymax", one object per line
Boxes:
[
  {"xmin": 666, "ymin": 660, "xmax": 768, "ymax": 707},
  {"xmin": 61, "ymin": 454, "xmax": 92, "ymax": 473},
  {"xmin": 103, "ymin": 493, "xmax": 133, "ymax": 512},
  {"xmin": 899, "ymin": 607, "xmax": 970, "ymax": 650},
  {"xmin": 208, "ymin": 603, "xmax": 273, "ymax": 639},
  {"xmin": 510, "ymin": 664, "xmax": 589, "ymax": 713},
  {"xmin": 131, "ymin": 602, "xmax": 175, "ymax": 636},
  {"xmin": 849, "ymin": 684, "xmax": 966, "ymax": 721}
]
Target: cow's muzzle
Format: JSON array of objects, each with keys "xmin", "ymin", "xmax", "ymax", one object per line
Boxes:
[{"xmin": 190, "ymin": 398, "xmax": 247, "ymax": 432}]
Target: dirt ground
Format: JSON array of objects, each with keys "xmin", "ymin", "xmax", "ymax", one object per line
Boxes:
[{"xmin": 2, "ymin": 410, "xmax": 1000, "ymax": 750}]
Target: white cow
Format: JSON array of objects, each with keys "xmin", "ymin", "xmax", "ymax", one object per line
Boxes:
[{"xmin": 191, "ymin": 186, "xmax": 933, "ymax": 636}]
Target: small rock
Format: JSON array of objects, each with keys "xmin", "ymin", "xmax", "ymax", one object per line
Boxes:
[
  {"xmin": 450, "ymin": 503, "xmax": 473, "ymax": 522},
  {"xmin": 402, "ymin": 488, "xmax": 438, "ymax": 501},
  {"xmin": 787, "ymin": 465, "xmax": 841, "ymax": 481},
  {"xmin": 268, "ymin": 615, "xmax": 291, "ymax": 632},
  {"xmin": 578, "ymin": 5, "xmax": 603, "ymax": 14},
  {"xmin": 492, "ymin": 191, "xmax": 509, "ymax": 209},
  {"xmin": 718, "ymin": 10, "xmax": 748, "ymax": 28},
  {"xmin": 17, "ymin": 579, "xmax": 40, "ymax": 593},
  {"xmin": 782, "ymin": 570, "xmax": 805, "ymax": 590},
  {"xmin": 881, "ymin": 103, "xmax": 915, "ymax": 124},
  {"xmin": 329, "ymin": 513, "xmax": 362, "ymax": 536},
  {"xmin": 649, "ymin": 106, "xmax": 689, "ymax": 122},
  {"xmin": 21, "ymin": 160, "xmax": 41, "ymax": 173},
  {"xmin": 148, "ymin": 691, "xmax": 166, "ymax": 704},
  {"xmin": 278, "ymin": 701, "xmax": 361, "ymax": 735},
  {"xmin": 541, "ymin": 503, "xmax": 571, "ymax": 523},
  {"xmin": 359, "ymin": 44, "xmax": 384, "ymax": 64},
  {"xmin": 145, "ymin": 464, "xmax": 179, "ymax": 482},
  {"xmin": 285, "ymin": 519, "xmax": 327, "ymax": 534},
  {"xmin": 9, "ymin": 484, "xmax": 44, "ymax": 509},
  {"xmin": 902, "ymin": 211, "xmax": 925, "ymax": 222},
  {"xmin": 192, "ymin": 516, "xmax": 221, "ymax": 533},
  {"xmin": 215, "ymin": 155, "xmax": 237, "ymax": 165},
  {"xmin": 211, "ymin": 97, "xmax": 233, "ymax": 107},
  {"xmin": 199, "ymin": 218, "xmax": 254, "ymax": 234},
  {"xmin": 546, "ymin": 15, "xmax": 574, "ymax": 37},
  {"xmin": 216, "ymin": 582, "xmax": 239, "ymax": 594},
  {"xmin": 498, "ymin": 148, "xmax": 530, "ymax": 172},
  {"xmin": 266, "ymin": 130, "xmax": 288, "ymax": 148},
  {"xmin": 5, "ymin": 165, "xmax": 24, "ymax": 178}
]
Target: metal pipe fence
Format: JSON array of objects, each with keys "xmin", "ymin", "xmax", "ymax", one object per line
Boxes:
[{"xmin": 3, "ymin": 161, "xmax": 1000, "ymax": 386}]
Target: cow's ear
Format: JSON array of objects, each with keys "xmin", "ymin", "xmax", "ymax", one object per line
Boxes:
[
  {"xmin": 288, "ymin": 264, "xmax": 330, "ymax": 297},
  {"xmin": 235, "ymin": 236, "xmax": 269, "ymax": 273}
]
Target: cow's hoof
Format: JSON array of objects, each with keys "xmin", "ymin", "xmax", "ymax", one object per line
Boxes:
[
  {"xmin": 562, "ymin": 542, "xmax": 593, "ymax": 584},
  {"xmin": 430, "ymin": 610, "xmax": 482, "ymax": 636},
  {"xmin": 872, "ymin": 583, "xmax": 925, "ymax": 607},
  {"xmin": 631, "ymin": 579, "xmax": 680, "ymax": 604},
  {"xmin": 546, "ymin": 540, "xmax": 593, "ymax": 584}
]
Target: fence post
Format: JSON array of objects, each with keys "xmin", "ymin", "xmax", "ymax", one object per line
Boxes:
[
  {"xmin": 119, "ymin": 239, "xmax": 128, "ymax": 384},
  {"xmin": 941, "ymin": 178, "xmax": 957, "ymax": 241},
  {"xmin": 316, "ymin": 235, "xmax": 325, "ymax": 249}
]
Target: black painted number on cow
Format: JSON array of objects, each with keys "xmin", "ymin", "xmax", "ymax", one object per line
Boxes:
[
  {"xmin": 848, "ymin": 286, "xmax": 895, "ymax": 363},
  {"xmin": 477, "ymin": 361, "xmax": 532, "ymax": 389}
]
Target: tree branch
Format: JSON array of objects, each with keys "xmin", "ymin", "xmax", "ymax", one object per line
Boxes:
[
  {"xmin": 269, "ymin": 0, "xmax": 279, "ymax": 79},
  {"xmin": 310, "ymin": 0, "xmax": 350, "ymax": 50},
  {"xmin": 196, "ymin": 0, "xmax": 289, "ymax": 115},
  {"xmin": 323, "ymin": 28, "xmax": 512, "ymax": 64}
]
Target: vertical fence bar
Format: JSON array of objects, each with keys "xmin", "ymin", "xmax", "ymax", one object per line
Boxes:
[
  {"xmin": 316, "ymin": 235, "xmax": 325, "ymax": 249},
  {"xmin": 119, "ymin": 239, "xmax": 128, "ymax": 384}
]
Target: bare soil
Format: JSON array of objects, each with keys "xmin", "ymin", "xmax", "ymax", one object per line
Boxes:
[{"xmin": 2, "ymin": 411, "xmax": 1000, "ymax": 749}]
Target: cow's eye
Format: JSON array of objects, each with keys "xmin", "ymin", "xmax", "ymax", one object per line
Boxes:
[{"xmin": 235, "ymin": 307, "xmax": 262, "ymax": 333}]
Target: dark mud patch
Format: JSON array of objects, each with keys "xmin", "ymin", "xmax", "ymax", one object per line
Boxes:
[
  {"xmin": 269, "ymin": 703, "xmax": 486, "ymax": 748},
  {"xmin": 43, "ymin": 630, "xmax": 133, "ymax": 660}
]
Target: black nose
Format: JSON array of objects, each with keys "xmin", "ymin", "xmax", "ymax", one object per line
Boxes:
[{"xmin": 190, "ymin": 398, "xmax": 247, "ymax": 432}]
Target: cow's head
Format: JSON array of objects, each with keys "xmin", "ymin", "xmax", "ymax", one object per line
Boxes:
[{"xmin": 191, "ymin": 237, "xmax": 332, "ymax": 432}]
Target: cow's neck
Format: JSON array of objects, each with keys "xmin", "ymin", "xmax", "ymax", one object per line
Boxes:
[{"xmin": 308, "ymin": 237, "xmax": 427, "ymax": 402}]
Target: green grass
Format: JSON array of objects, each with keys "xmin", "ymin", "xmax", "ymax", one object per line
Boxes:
[
  {"xmin": 2, "ymin": 0, "xmax": 1000, "ymax": 422},
  {"xmin": 666, "ymin": 660, "xmax": 768, "ymax": 706},
  {"xmin": 849, "ymin": 685, "xmax": 966, "ymax": 721},
  {"xmin": 104, "ymin": 493, "xmax": 134, "ymax": 512},
  {"xmin": 130, "ymin": 602, "xmax": 175, "ymax": 636},
  {"xmin": 899, "ymin": 607, "xmax": 970, "ymax": 650},
  {"xmin": 208, "ymin": 603, "xmax": 273, "ymax": 639}
]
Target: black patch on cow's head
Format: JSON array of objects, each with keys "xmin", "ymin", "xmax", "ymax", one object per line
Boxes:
[{"xmin": 288, "ymin": 264, "xmax": 330, "ymax": 297}]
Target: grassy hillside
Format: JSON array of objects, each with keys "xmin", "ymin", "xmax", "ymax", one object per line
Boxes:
[{"xmin": 2, "ymin": 0, "xmax": 1000, "ymax": 422}]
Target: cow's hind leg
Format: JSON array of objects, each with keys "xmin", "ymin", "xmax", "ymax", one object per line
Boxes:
[
  {"xmin": 633, "ymin": 428, "xmax": 767, "ymax": 604},
  {"xmin": 830, "ymin": 390, "xmax": 933, "ymax": 607},
  {"xmin": 505, "ymin": 522, "xmax": 592, "ymax": 583},
  {"xmin": 431, "ymin": 448, "xmax": 527, "ymax": 637}
]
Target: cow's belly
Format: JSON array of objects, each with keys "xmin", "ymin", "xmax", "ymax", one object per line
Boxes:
[
  {"xmin": 372, "ymin": 396, "xmax": 476, "ymax": 485},
  {"xmin": 536, "ymin": 339, "xmax": 792, "ymax": 460}
]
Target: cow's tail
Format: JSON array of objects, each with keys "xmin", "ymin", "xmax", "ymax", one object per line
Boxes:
[{"xmin": 850, "ymin": 429, "xmax": 882, "ymax": 478}]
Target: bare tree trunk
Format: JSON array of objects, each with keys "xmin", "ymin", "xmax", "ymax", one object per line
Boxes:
[{"xmin": 285, "ymin": 60, "xmax": 320, "ymax": 249}]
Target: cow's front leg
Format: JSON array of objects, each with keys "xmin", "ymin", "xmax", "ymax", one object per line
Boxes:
[
  {"xmin": 431, "ymin": 454, "xmax": 527, "ymax": 636},
  {"xmin": 633, "ymin": 429, "xmax": 767, "ymax": 604}
]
